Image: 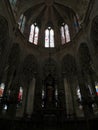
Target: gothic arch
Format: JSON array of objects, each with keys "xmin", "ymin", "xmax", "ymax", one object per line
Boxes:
[
  {"xmin": 78, "ymin": 42, "xmax": 98, "ymax": 82},
  {"xmin": 62, "ymin": 54, "xmax": 77, "ymax": 77},
  {"xmin": 78, "ymin": 43, "xmax": 94, "ymax": 73}
]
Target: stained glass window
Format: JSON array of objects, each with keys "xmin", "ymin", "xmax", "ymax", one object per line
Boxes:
[
  {"xmin": 0, "ymin": 83, "xmax": 5, "ymax": 98},
  {"xmin": 61, "ymin": 26, "xmax": 65, "ymax": 44},
  {"xmin": 17, "ymin": 86, "xmax": 23, "ymax": 108},
  {"xmin": 0, "ymin": 83, "xmax": 8, "ymax": 112},
  {"xmin": 29, "ymin": 24, "xmax": 34, "ymax": 43},
  {"xmin": 18, "ymin": 14, "xmax": 26, "ymax": 33},
  {"xmin": 45, "ymin": 27, "xmax": 54, "ymax": 48},
  {"xmin": 76, "ymin": 86, "xmax": 83, "ymax": 110},
  {"xmin": 45, "ymin": 29, "xmax": 49, "ymax": 47},
  {"xmin": 77, "ymin": 87, "xmax": 82, "ymax": 101},
  {"xmin": 61, "ymin": 23, "xmax": 70, "ymax": 44},
  {"xmin": 18, "ymin": 87, "xmax": 23, "ymax": 102},
  {"xmin": 65, "ymin": 24, "xmax": 70, "ymax": 42},
  {"xmin": 95, "ymin": 82, "xmax": 98, "ymax": 95},
  {"xmin": 29, "ymin": 23, "xmax": 39, "ymax": 45}
]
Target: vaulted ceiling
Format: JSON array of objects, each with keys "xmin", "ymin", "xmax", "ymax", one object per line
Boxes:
[{"xmin": 16, "ymin": 0, "xmax": 90, "ymax": 24}]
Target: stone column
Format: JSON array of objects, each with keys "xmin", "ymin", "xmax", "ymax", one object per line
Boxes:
[
  {"xmin": 7, "ymin": 81, "xmax": 20, "ymax": 117},
  {"xmin": 64, "ymin": 78, "xmax": 73, "ymax": 118},
  {"xmin": 26, "ymin": 78, "xmax": 36, "ymax": 116}
]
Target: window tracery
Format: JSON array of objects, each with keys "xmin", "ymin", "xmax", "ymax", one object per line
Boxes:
[
  {"xmin": 45, "ymin": 27, "xmax": 54, "ymax": 48},
  {"xmin": 60, "ymin": 23, "xmax": 70, "ymax": 44},
  {"xmin": 29, "ymin": 23, "xmax": 39, "ymax": 45}
]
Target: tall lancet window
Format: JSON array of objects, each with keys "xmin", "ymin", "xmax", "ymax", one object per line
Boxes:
[
  {"xmin": 76, "ymin": 86, "xmax": 83, "ymax": 110},
  {"xmin": 18, "ymin": 14, "xmax": 26, "ymax": 33},
  {"xmin": 45, "ymin": 27, "xmax": 54, "ymax": 48},
  {"xmin": 29, "ymin": 23, "xmax": 39, "ymax": 45},
  {"xmin": 0, "ymin": 83, "xmax": 5, "ymax": 98},
  {"xmin": 0, "ymin": 83, "xmax": 8, "ymax": 111},
  {"xmin": 61, "ymin": 23, "xmax": 70, "ymax": 44},
  {"xmin": 17, "ymin": 86, "xmax": 23, "ymax": 108}
]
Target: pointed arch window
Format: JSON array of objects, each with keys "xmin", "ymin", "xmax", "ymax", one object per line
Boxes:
[
  {"xmin": 45, "ymin": 27, "xmax": 54, "ymax": 48},
  {"xmin": 17, "ymin": 86, "xmax": 23, "ymax": 108},
  {"xmin": 76, "ymin": 86, "xmax": 83, "ymax": 110},
  {"xmin": 77, "ymin": 87, "xmax": 82, "ymax": 101},
  {"xmin": 0, "ymin": 83, "xmax": 8, "ymax": 111},
  {"xmin": 61, "ymin": 23, "xmax": 70, "ymax": 44},
  {"xmin": 41, "ymin": 87, "xmax": 45, "ymax": 108},
  {"xmin": 18, "ymin": 87, "xmax": 23, "ymax": 102},
  {"xmin": 29, "ymin": 23, "xmax": 39, "ymax": 45},
  {"xmin": 18, "ymin": 14, "xmax": 26, "ymax": 33}
]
